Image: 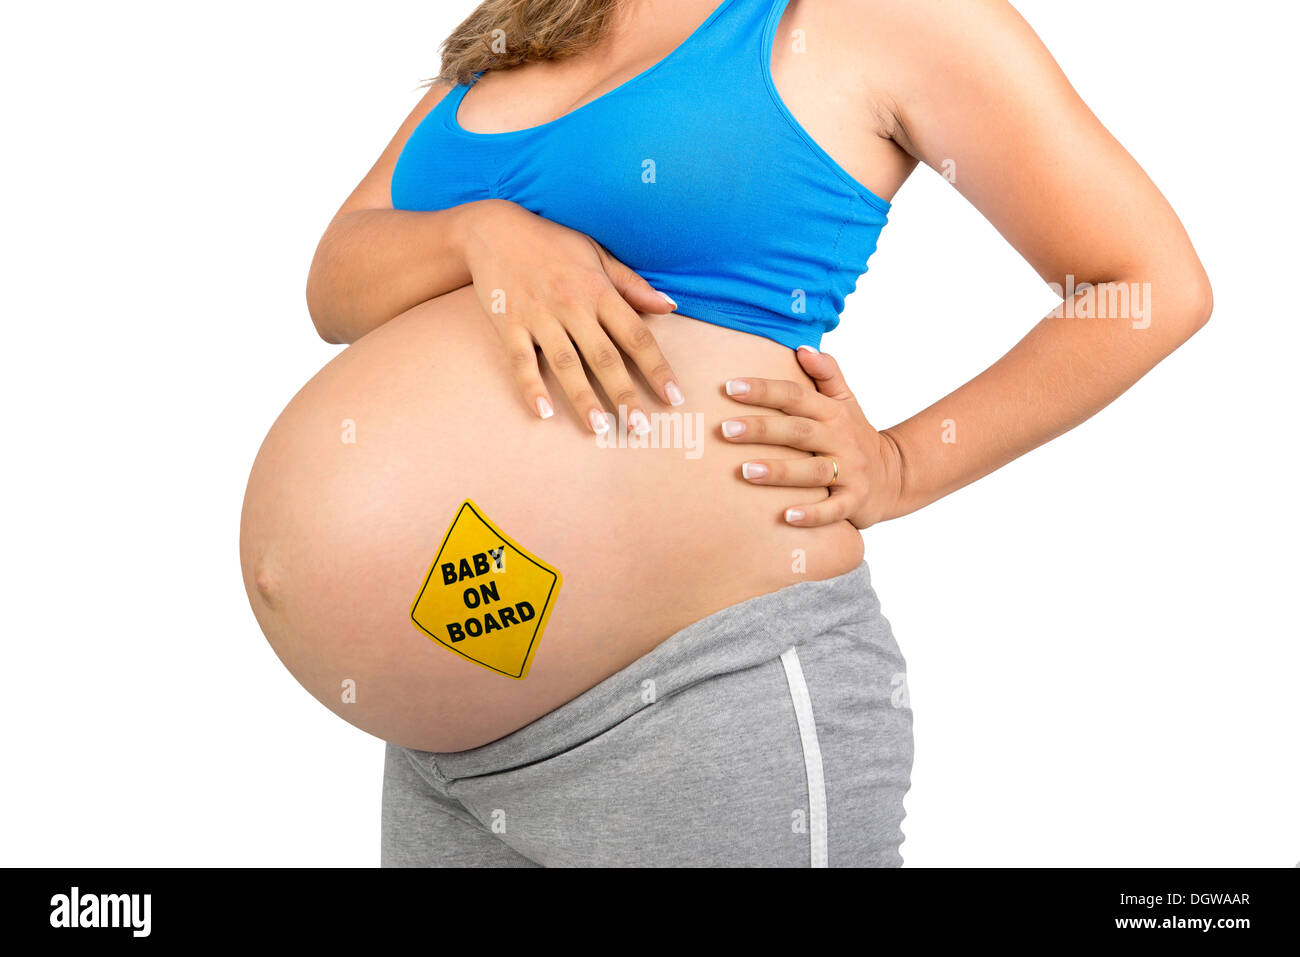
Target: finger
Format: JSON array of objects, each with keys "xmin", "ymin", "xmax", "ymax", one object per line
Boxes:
[
  {"xmin": 593, "ymin": 243, "xmax": 678, "ymax": 315},
  {"xmin": 597, "ymin": 290, "xmax": 685, "ymax": 409},
  {"xmin": 565, "ymin": 317, "xmax": 654, "ymax": 436},
  {"xmin": 723, "ymin": 377, "xmax": 834, "ymax": 419},
  {"xmin": 739, "ymin": 456, "xmax": 841, "ymax": 489},
  {"xmin": 718, "ymin": 414, "xmax": 830, "ymax": 452},
  {"xmin": 794, "ymin": 345, "xmax": 855, "ymax": 401},
  {"xmin": 783, "ymin": 489, "xmax": 856, "ymax": 527},
  {"xmin": 498, "ymin": 323, "xmax": 555, "ymax": 420},
  {"xmin": 532, "ymin": 319, "xmax": 611, "ymax": 435}
]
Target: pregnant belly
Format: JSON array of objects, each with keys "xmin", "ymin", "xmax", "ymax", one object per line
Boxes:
[{"xmin": 239, "ymin": 286, "xmax": 864, "ymax": 751}]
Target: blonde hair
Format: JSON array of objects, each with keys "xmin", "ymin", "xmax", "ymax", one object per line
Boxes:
[{"xmin": 429, "ymin": 0, "xmax": 623, "ymax": 88}]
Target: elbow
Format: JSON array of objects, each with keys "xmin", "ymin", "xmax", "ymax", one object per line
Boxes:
[
  {"xmin": 1175, "ymin": 267, "xmax": 1211, "ymax": 343},
  {"xmin": 1150, "ymin": 263, "xmax": 1213, "ymax": 350},
  {"xmin": 305, "ymin": 227, "xmax": 351, "ymax": 345},
  {"xmin": 305, "ymin": 269, "xmax": 344, "ymax": 345},
  {"xmin": 1179, "ymin": 268, "xmax": 1214, "ymax": 335},
  {"xmin": 314, "ymin": 322, "xmax": 343, "ymax": 346}
]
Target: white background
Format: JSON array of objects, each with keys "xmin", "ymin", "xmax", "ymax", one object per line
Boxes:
[{"xmin": 2, "ymin": 1, "xmax": 1295, "ymax": 867}]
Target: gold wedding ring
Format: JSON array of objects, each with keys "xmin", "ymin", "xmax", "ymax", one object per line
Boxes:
[{"xmin": 828, "ymin": 458, "xmax": 839, "ymax": 487}]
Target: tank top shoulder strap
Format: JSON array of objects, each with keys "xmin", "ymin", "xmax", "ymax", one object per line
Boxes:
[
  {"xmin": 696, "ymin": 0, "xmax": 787, "ymax": 51},
  {"xmin": 675, "ymin": 0, "xmax": 792, "ymax": 82}
]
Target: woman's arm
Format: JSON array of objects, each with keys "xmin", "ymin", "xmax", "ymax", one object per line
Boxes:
[
  {"xmin": 307, "ymin": 81, "xmax": 504, "ymax": 343},
  {"xmin": 305, "ymin": 80, "xmax": 686, "ymax": 432},
  {"xmin": 722, "ymin": 0, "xmax": 1212, "ymax": 527},
  {"xmin": 873, "ymin": 0, "xmax": 1212, "ymax": 519},
  {"xmin": 307, "ymin": 205, "xmax": 483, "ymax": 345}
]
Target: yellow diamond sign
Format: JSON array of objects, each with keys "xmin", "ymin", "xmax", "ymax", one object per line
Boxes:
[{"xmin": 410, "ymin": 499, "xmax": 562, "ymax": 680}]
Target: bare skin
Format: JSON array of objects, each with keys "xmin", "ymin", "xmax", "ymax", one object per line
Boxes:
[
  {"xmin": 242, "ymin": 0, "xmax": 1211, "ymax": 752},
  {"xmin": 735, "ymin": 0, "xmax": 1211, "ymax": 527},
  {"xmin": 241, "ymin": 293, "xmax": 864, "ymax": 752}
]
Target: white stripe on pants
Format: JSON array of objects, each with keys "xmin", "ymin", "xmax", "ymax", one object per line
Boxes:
[{"xmin": 780, "ymin": 646, "xmax": 828, "ymax": 867}]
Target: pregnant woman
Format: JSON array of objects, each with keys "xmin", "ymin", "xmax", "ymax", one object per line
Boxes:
[{"xmin": 239, "ymin": 0, "xmax": 1211, "ymax": 867}]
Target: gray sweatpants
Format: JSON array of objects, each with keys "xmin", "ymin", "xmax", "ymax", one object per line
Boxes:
[{"xmin": 381, "ymin": 561, "xmax": 913, "ymax": 867}]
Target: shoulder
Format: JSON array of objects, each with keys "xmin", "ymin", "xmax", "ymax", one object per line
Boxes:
[
  {"xmin": 823, "ymin": 0, "xmax": 1065, "ymax": 143},
  {"xmin": 826, "ymin": 0, "xmax": 1048, "ymax": 78},
  {"xmin": 838, "ymin": 0, "xmax": 1028, "ymax": 38}
]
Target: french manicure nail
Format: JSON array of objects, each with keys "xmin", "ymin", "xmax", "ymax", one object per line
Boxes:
[
  {"xmin": 629, "ymin": 409, "xmax": 652, "ymax": 435},
  {"xmin": 742, "ymin": 462, "xmax": 768, "ymax": 479},
  {"xmin": 666, "ymin": 381, "xmax": 685, "ymax": 406},
  {"xmin": 536, "ymin": 397, "xmax": 554, "ymax": 419},
  {"xmin": 796, "ymin": 344, "xmax": 820, "ymax": 355},
  {"xmin": 590, "ymin": 409, "xmax": 611, "ymax": 434},
  {"xmin": 785, "ymin": 508, "xmax": 805, "ymax": 523},
  {"xmin": 725, "ymin": 379, "xmax": 750, "ymax": 396},
  {"xmin": 660, "ymin": 292, "xmax": 678, "ymax": 308},
  {"xmin": 721, "ymin": 420, "xmax": 745, "ymax": 438}
]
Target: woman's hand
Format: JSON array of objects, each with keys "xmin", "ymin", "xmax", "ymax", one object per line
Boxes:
[
  {"xmin": 463, "ymin": 199, "xmax": 685, "ymax": 434},
  {"xmin": 720, "ymin": 346, "xmax": 904, "ymax": 529}
]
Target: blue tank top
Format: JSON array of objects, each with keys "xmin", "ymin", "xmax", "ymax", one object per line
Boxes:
[{"xmin": 390, "ymin": 0, "xmax": 891, "ymax": 351}]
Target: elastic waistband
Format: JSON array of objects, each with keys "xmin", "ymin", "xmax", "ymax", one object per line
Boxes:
[{"xmin": 417, "ymin": 561, "xmax": 881, "ymax": 781}]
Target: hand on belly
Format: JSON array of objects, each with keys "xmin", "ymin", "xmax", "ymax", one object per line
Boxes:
[{"xmin": 239, "ymin": 287, "xmax": 863, "ymax": 751}]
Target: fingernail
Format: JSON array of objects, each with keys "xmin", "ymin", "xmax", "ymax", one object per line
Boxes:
[
  {"xmin": 629, "ymin": 409, "xmax": 652, "ymax": 435},
  {"xmin": 796, "ymin": 344, "xmax": 820, "ymax": 355},
  {"xmin": 742, "ymin": 462, "xmax": 768, "ymax": 479},
  {"xmin": 666, "ymin": 381, "xmax": 685, "ymax": 406},
  {"xmin": 589, "ymin": 409, "xmax": 611, "ymax": 434},
  {"xmin": 660, "ymin": 292, "xmax": 677, "ymax": 309},
  {"xmin": 721, "ymin": 420, "xmax": 745, "ymax": 438},
  {"xmin": 725, "ymin": 379, "xmax": 750, "ymax": 396},
  {"xmin": 785, "ymin": 508, "xmax": 805, "ymax": 524},
  {"xmin": 536, "ymin": 397, "xmax": 554, "ymax": 419}
]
